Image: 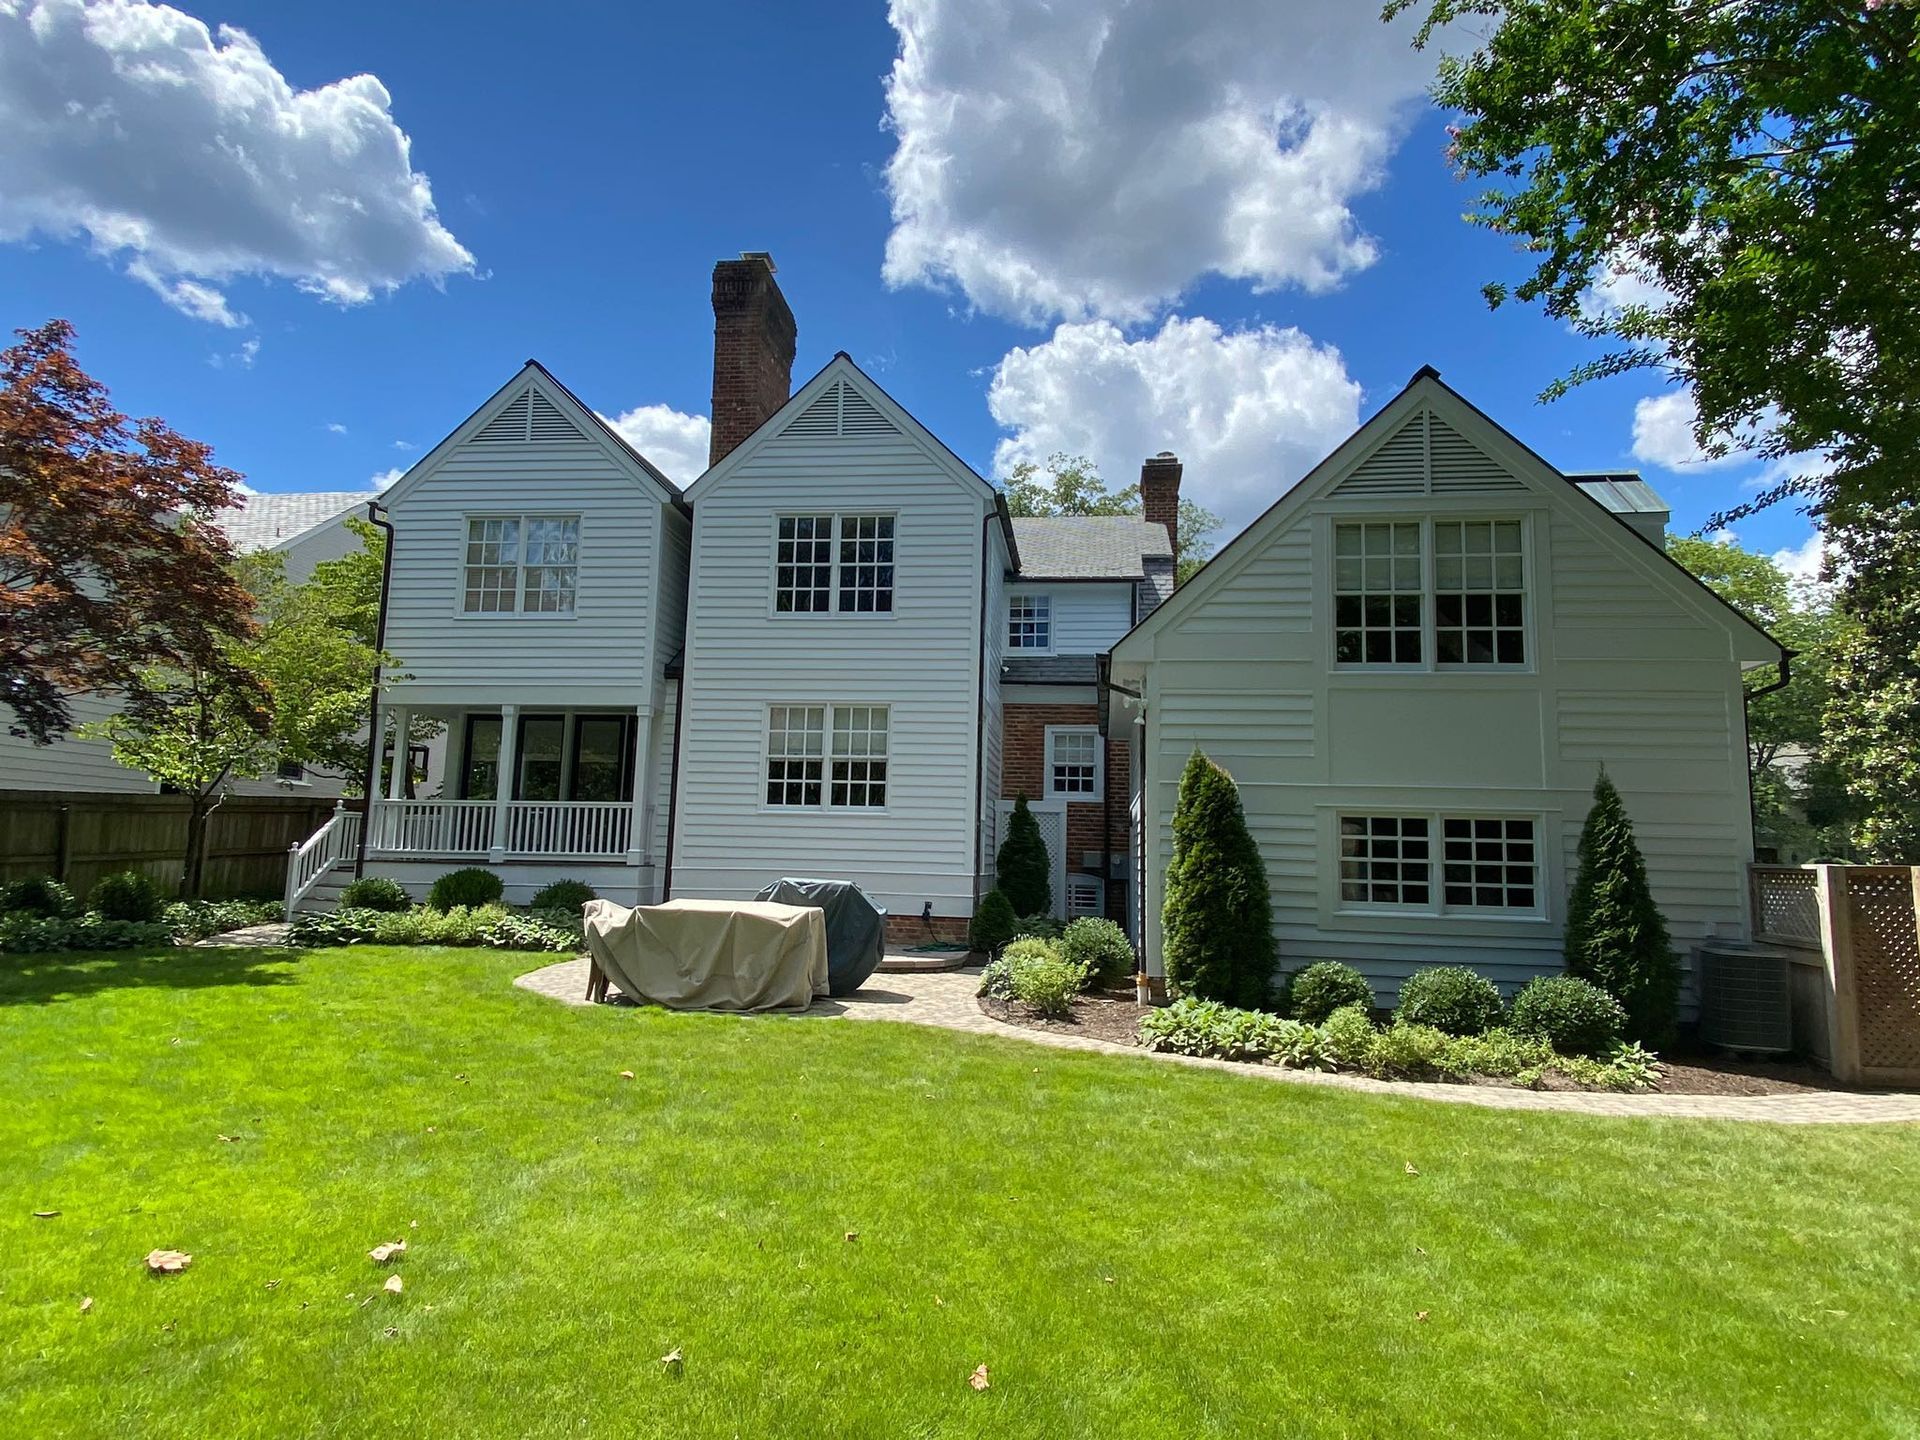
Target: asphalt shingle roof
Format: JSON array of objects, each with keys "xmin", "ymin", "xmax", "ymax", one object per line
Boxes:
[
  {"xmin": 1003, "ymin": 655, "xmax": 1101, "ymax": 685},
  {"xmin": 1011, "ymin": 515, "xmax": 1172, "ymax": 580},
  {"xmin": 214, "ymin": 492, "xmax": 369, "ymax": 553}
]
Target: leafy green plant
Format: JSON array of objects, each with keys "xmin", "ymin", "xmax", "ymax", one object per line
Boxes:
[
  {"xmin": 977, "ymin": 956, "xmax": 1018, "ymax": 1001},
  {"xmin": 1162, "ymin": 749, "xmax": 1275, "ymax": 1008},
  {"xmin": 427, "ymin": 867, "xmax": 504, "ymax": 912},
  {"xmin": 1565, "ymin": 769, "xmax": 1679, "ymax": 1044},
  {"xmin": 1318, "ymin": 1003, "xmax": 1378, "ymax": 1069},
  {"xmin": 997, "ymin": 795, "xmax": 1052, "ymax": 916},
  {"xmin": 1435, "ymin": 1028, "xmax": 1558, "ymax": 1082},
  {"xmin": 968, "ymin": 889, "xmax": 1018, "ymax": 955},
  {"xmin": 1013, "ymin": 913, "xmax": 1065, "ymax": 941},
  {"xmin": 1508, "ymin": 974, "xmax": 1627, "ymax": 1057},
  {"xmin": 1060, "ymin": 916, "xmax": 1134, "ymax": 989},
  {"xmin": 482, "ymin": 913, "xmax": 578, "ymax": 953},
  {"xmin": 529, "ymin": 879, "xmax": 597, "ymax": 912},
  {"xmin": 0, "ymin": 875, "xmax": 80, "ymax": 918},
  {"xmin": 1, "ymin": 913, "xmax": 173, "ymax": 954},
  {"xmin": 89, "ymin": 870, "xmax": 166, "ymax": 922},
  {"xmin": 1396, "ymin": 967, "xmax": 1504, "ymax": 1037},
  {"xmin": 163, "ymin": 898, "xmax": 282, "ymax": 941},
  {"xmin": 339, "ymin": 876, "xmax": 412, "ymax": 913},
  {"xmin": 1286, "ymin": 961, "xmax": 1374, "ymax": 1023},
  {"xmin": 290, "ymin": 908, "xmax": 383, "ymax": 947},
  {"xmin": 1362, "ymin": 1022, "xmax": 1452, "ymax": 1079},
  {"xmin": 1136, "ymin": 997, "xmax": 1325, "ymax": 1067},
  {"xmin": 1002, "ymin": 936, "xmax": 1062, "ymax": 967},
  {"xmin": 1009, "ymin": 953, "xmax": 1084, "ymax": 1019}
]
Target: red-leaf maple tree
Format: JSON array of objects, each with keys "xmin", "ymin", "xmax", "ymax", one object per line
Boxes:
[{"xmin": 1, "ymin": 319, "xmax": 263, "ymax": 745}]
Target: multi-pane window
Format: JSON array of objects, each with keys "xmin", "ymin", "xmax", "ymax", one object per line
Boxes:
[
  {"xmin": 1442, "ymin": 818, "xmax": 1537, "ymax": 910},
  {"xmin": 765, "ymin": 705, "xmax": 825, "ymax": 806},
  {"xmin": 462, "ymin": 515, "xmax": 579, "ymax": 613},
  {"xmin": 775, "ymin": 515, "xmax": 835, "ymax": 612},
  {"xmin": 830, "ymin": 706, "xmax": 890, "ymax": 807},
  {"xmin": 1008, "ymin": 594, "xmax": 1052, "ymax": 650},
  {"xmin": 1434, "ymin": 520, "xmax": 1525, "ymax": 665},
  {"xmin": 775, "ymin": 514, "xmax": 894, "ymax": 614},
  {"xmin": 1334, "ymin": 522, "xmax": 1423, "ymax": 664},
  {"xmin": 1338, "ymin": 813, "xmax": 1540, "ymax": 913},
  {"xmin": 1339, "ymin": 816, "xmax": 1431, "ymax": 906},
  {"xmin": 1046, "ymin": 726, "xmax": 1102, "ymax": 800}
]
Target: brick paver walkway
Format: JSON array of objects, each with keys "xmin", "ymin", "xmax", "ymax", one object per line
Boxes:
[{"xmin": 513, "ymin": 958, "xmax": 1920, "ymax": 1125}]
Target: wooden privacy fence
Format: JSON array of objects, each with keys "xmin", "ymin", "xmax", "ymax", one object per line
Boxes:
[
  {"xmin": 0, "ymin": 790, "xmax": 356, "ymax": 900},
  {"xmin": 1750, "ymin": 864, "xmax": 1920, "ymax": 1086}
]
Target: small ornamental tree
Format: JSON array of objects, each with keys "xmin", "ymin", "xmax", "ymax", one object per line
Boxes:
[
  {"xmin": 1161, "ymin": 749, "xmax": 1275, "ymax": 1008},
  {"xmin": 1564, "ymin": 768, "xmax": 1679, "ymax": 1044},
  {"xmin": 996, "ymin": 794, "xmax": 1051, "ymax": 918}
]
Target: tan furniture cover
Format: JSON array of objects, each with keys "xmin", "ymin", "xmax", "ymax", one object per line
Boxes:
[{"xmin": 582, "ymin": 898, "xmax": 829, "ymax": 1012}]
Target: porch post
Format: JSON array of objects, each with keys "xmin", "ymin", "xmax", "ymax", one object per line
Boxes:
[
  {"xmin": 627, "ymin": 704, "xmax": 654, "ymax": 867},
  {"xmin": 490, "ymin": 704, "xmax": 519, "ymax": 863},
  {"xmin": 386, "ymin": 706, "xmax": 412, "ymax": 800}
]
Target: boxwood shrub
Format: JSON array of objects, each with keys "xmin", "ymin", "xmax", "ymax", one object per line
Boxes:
[
  {"xmin": 1395, "ymin": 966, "xmax": 1504, "ymax": 1036},
  {"xmin": 339, "ymin": 876, "xmax": 413, "ymax": 913},
  {"xmin": 1286, "ymin": 961, "xmax": 1374, "ymax": 1023},
  {"xmin": 1059, "ymin": 916, "xmax": 1134, "ymax": 989},
  {"xmin": 427, "ymin": 867, "xmax": 504, "ymax": 911},
  {"xmin": 968, "ymin": 889, "xmax": 1018, "ymax": 956},
  {"xmin": 1508, "ymin": 974, "xmax": 1627, "ymax": 1057},
  {"xmin": 529, "ymin": 879, "xmax": 597, "ymax": 912},
  {"xmin": 89, "ymin": 870, "xmax": 167, "ymax": 923},
  {"xmin": 0, "ymin": 875, "xmax": 81, "ymax": 918}
]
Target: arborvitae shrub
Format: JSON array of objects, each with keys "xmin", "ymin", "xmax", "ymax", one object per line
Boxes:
[
  {"xmin": 1564, "ymin": 769, "xmax": 1680, "ymax": 1044},
  {"xmin": 1161, "ymin": 749, "xmax": 1275, "ymax": 1009},
  {"xmin": 996, "ymin": 795, "xmax": 1051, "ymax": 917}
]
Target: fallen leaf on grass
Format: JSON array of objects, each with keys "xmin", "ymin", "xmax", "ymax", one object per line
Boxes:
[
  {"xmin": 969, "ymin": 1364, "xmax": 990, "ymax": 1392},
  {"xmin": 217, "ymin": 1134, "xmax": 237, "ymax": 1144},
  {"xmin": 383, "ymin": 1326, "xmax": 398, "ymax": 1338},
  {"xmin": 410, "ymin": 1220, "xmax": 418, "ymax": 1229},
  {"xmin": 618, "ymin": 1070, "xmax": 634, "ymax": 1080},
  {"xmin": 145, "ymin": 1249, "xmax": 191, "ymax": 1274},
  {"xmin": 369, "ymin": 1241, "xmax": 407, "ymax": 1263},
  {"xmin": 384, "ymin": 1275, "xmax": 403, "ymax": 1295},
  {"xmin": 1415, "ymin": 1310, "xmax": 1430, "ymax": 1322},
  {"xmin": 80, "ymin": 1297, "xmax": 93, "ymax": 1313},
  {"xmin": 844, "ymin": 1231, "xmax": 858, "ymax": 1243},
  {"xmin": 660, "ymin": 1347, "xmax": 683, "ymax": 1370},
  {"xmin": 933, "ymin": 1296, "xmax": 944, "ymax": 1307},
  {"xmin": 32, "ymin": 1210, "xmax": 59, "ymax": 1219},
  {"xmin": 1103, "ymin": 1276, "xmax": 1116, "ymax": 1285},
  {"xmin": 1404, "ymin": 1163, "xmax": 1420, "ymax": 1176}
]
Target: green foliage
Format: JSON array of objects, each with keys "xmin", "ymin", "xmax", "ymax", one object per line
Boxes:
[
  {"xmin": 339, "ymin": 876, "xmax": 413, "ymax": 913},
  {"xmin": 1001, "ymin": 936, "xmax": 1063, "ymax": 967},
  {"xmin": 529, "ymin": 879, "xmax": 598, "ymax": 913},
  {"xmin": 89, "ymin": 869, "xmax": 166, "ymax": 922},
  {"xmin": 1363, "ymin": 1021, "xmax": 1453, "ymax": 1080},
  {"xmin": 478, "ymin": 912, "xmax": 579, "ymax": 953},
  {"xmin": 1059, "ymin": 916, "xmax": 1134, "ymax": 988},
  {"xmin": 1013, "ymin": 913, "xmax": 1064, "ymax": 941},
  {"xmin": 996, "ymin": 795, "xmax": 1051, "ymax": 917},
  {"xmin": 1162, "ymin": 749, "xmax": 1275, "ymax": 1008},
  {"xmin": 1432, "ymin": 1029, "xmax": 1559, "ymax": 1084},
  {"xmin": 162, "ymin": 898, "xmax": 282, "ymax": 941},
  {"xmin": 0, "ymin": 875, "xmax": 80, "ymax": 918},
  {"xmin": 1565, "ymin": 770, "xmax": 1680, "ymax": 1044},
  {"xmin": 1318, "ymin": 1004, "xmax": 1378, "ymax": 1069},
  {"xmin": 288, "ymin": 902, "xmax": 573, "ymax": 953},
  {"xmin": 1395, "ymin": 967, "xmax": 1504, "ymax": 1037},
  {"xmin": 1391, "ymin": 0, "xmax": 1920, "ymax": 525},
  {"xmin": 1508, "ymin": 975, "xmax": 1627, "ymax": 1058},
  {"xmin": 968, "ymin": 889, "xmax": 1018, "ymax": 955},
  {"xmin": 996, "ymin": 452, "xmax": 1223, "ymax": 582},
  {"xmin": 1286, "ymin": 961, "xmax": 1374, "ymax": 1023},
  {"xmin": 0, "ymin": 913, "xmax": 172, "ymax": 954},
  {"xmin": 1009, "ymin": 953, "xmax": 1085, "ymax": 1019},
  {"xmin": 976, "ymin": 955, "xmax": 1018, "ymax": 1001},
  {"xmin": 1136, "ymin": 997, "xmax": 1325, "ymax": 1067},
  {"xmin": 428, "ymin": 868, "xmax": 505, "ymax": 911}
]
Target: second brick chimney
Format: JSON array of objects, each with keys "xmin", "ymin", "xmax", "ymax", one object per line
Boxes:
[
  {"xmin": 708, "ymin": 252, "xmax": 797, "ymax": 468},
  {"xmin": 1140, "ymin": 452, "xmax": 1182, "ymax": 562}
]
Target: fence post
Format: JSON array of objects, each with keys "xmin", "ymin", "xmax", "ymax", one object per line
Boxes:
[
  {"xmin": 282, "ymin": 840, "xmax": 302, "ymax": 924},
  {"xmin": 53, "ymin": 804, "xmax": 72, "ymax": 882},
  {"xmin": 1814, "ymin": 864, "xmax": 1863, "ymax": 1084}
]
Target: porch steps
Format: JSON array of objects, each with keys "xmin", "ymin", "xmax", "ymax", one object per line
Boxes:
[
  {"xmin": 877, "ymin": 951, "xmax": 978, "ymax": 974},
  {"xmin": 290, "ymin": 863, "xmax": 353, "ymax": 918}
]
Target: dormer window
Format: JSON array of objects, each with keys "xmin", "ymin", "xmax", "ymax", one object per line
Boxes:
[
  {"xmin": 775, "ymin": 514, "xmax": 895, "ymax": 614},
  {"xmin": 1008, "ymin": 594, "xmax": 1052, "ymax": 651}
]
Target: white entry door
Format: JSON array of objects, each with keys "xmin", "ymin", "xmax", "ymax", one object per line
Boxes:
[{"xmin": 995, "ymin": 797, "xmax": 1069, "ymax": 919}]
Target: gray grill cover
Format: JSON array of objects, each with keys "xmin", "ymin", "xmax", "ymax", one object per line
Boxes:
[{"xmin": 753, "ymin": 877, "xmax": 886, "ymax": 996}]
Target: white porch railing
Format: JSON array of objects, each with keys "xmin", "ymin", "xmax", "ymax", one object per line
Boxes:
[
  {"xmin": 283, "ymin": 802, "xmax": 363, "ymax": 921},
  {"xmin": 365, "ymin": 798, "xmax": 632, "ymax": 859}
]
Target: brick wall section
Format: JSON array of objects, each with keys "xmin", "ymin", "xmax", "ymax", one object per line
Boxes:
[
  {"xmin": 1001, "ymin": 701, "xmax": 1129, "ymax": 920},
  {"xmin": 883, "ymin": 913, "xmax": 973, "ymax": 948},
  {"xmin": 1139, "ymin": 453, "xmax": 1182, "ymax": 564},
  {"xmin": 708, "ymin": 254, "xmax": 797, "ymax": 468}
]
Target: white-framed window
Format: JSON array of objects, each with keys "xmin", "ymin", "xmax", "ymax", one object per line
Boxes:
[
  {"xmin": 1008, "ymin": 593, "xmax": 1052, "ymax": 651},
  {"xmin": 774, "ymin": 514, "xmax": 894, "ymax": 614},
  {"xmin": 1338, "ymin": 812, "xmax": 1540, "ymax": 914},
  {"xmin": 1045, "ymin": 725, "xmax": 1103, "ymax": 801},
  {"xmin": 765, "ymin": 704, "xmax": 889, "ymax": 808},
  {"xmin": 1333, "ymin": 517, "xmax": 1528, "ymax": 668},
  {"xmin": 462, "ymin": 514, "xmax": 580, "ymax": 614}
]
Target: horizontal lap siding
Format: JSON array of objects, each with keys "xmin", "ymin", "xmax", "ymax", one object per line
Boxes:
[
  {"xmin": 982, "ymin": 547, "xmax": 1008, "ymax": 890},
  {"xmin": 1007, "ymin": 583, "xmax": 1132, "ymax": 654},
  {"xmin": 673, "ymin": 426, "xmax": 987, "ymax": 916},
  {"xmin": 0, "ymin": 693, "xmax": 154, "ymax": 793}
]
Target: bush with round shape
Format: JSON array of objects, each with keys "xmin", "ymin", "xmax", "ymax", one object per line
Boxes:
[
  {"xmin": 1396, "ymin": 966, "xmax": 1504, "ymax": 1037},
  {"xmin": 0, "ymin": 875, "xmax": 80, "ymax": 918},
  {"xmin": 1060, "ymin": 916, "xmax": 1134, "ymax": 989},
  {"xmin": 427, "ymin": 867, "xmax": 504, "ymax": 911},
  {"xmin": 1508, "ymin": 974, "xmax": 1627, "ymax": 1057},
  {"xmin": 1287, "ymin": 961, "xmax": 1374, "ymax": 1023},
  {"xmin": 530, "ymin": 879, "xmax": 597, "ymax": 912},
  {"xmin": 1008, "ymin": 953, "xmax": 1083, "ymax": 1019},
  {"xmin": 1319, "ymin": 1003, "xmax": 1378, "ymax": 1069},
  {"xmin": 968, "ymin": 889, "xmax": 1017, "ymax": 955},
  {"xmin": 90, "ymin": 870, "xmax": 166, "ymax": 922},
  {"xmin": 339, "ymin": 876, "xmax": 412, "ymax": 913}
]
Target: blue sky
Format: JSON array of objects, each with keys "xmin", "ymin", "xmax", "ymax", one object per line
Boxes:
[{"xmin": 0, "ymin": 0, "xmax": 1820, "ymax": 572}]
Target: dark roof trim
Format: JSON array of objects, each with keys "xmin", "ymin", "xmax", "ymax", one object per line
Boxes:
[{"xmin": 524, "ymin": 359, "xmax": 685, "ymax": 501}]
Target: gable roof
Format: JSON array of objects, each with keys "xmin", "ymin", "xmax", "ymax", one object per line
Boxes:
[
  {"xmin": 1111, "ymin": 366, "xmax": 1784, "ymax": 664},
  {"xmin": 1012, "ymin": 516, "xmax": 1172, "ymax": 580},
  {"xmin": 215, "ymin": 491, "xmax": 366, "ymax": 553}
]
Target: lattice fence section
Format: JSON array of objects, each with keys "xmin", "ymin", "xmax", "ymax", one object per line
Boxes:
[
  {"xmin": 1750, "ymin": 865, "xmax": 1821, "ymax": 946},
  {"xmin": 1843, "ymin": 868, "xmax": 1920, "ymax": 1075}
]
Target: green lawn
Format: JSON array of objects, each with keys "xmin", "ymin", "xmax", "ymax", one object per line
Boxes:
[{"xmin": 4, "ymin": 945, "xmax": 1918, "ymax": 1439}]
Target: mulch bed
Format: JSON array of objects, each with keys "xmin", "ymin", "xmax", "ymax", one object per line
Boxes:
[{"xmin": 977, "ymin": 991, "xmax": 1849, "ymax": 1097}]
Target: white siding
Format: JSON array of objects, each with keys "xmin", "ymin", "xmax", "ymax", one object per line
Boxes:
[
  {"xmin": 672, "ymin": 366, "xmax": 994, "ymax": 918},
  {"xmin": 982, "ymin": 543, "xmax": 1011, "ymax": 890},
  {"xmin": 1006, "ymin": 582, "xmax": 1133, "ymax": 655},
  {"xmin": 0, "ymin": 693, "xmax": 154, "ymax": 794}
]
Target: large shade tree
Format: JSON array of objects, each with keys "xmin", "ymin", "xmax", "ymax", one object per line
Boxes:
[{"xmin": 1, "ymin": 320, "xmax": 259, "ymax": 744}]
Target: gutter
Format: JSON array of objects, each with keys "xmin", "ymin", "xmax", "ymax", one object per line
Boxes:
[
  {"xmin": 972, "ymin": 510, "xmax": 998, "ymax": 903},
  {"xmin": 662, "ymin": 508, "xmax": 696, "ymax": 900},
  {"xmin": 354, "ymin": 499, "xmax": 396, "ymax": 878},
  {"xmin": 1742, "ymin": 648, "xmax": 1796, "ymax": 859}
]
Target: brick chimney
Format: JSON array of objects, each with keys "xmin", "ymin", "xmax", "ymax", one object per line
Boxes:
[
  {"xmin": 1140, "ymin": 452, "xmax": 1182, "ymax": 561},
  {"xmin": 708, "ymin": 252, "xmax": 797, "ymax": 468}
]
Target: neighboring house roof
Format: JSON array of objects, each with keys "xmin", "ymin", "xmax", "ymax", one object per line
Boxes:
[
  {"xmin": 1012, "ymin": 516, "xmax": 1173, "ymax": 580},
  {"xmin": 1004, "ymin": 655, "xmax": 1100, "ymax": 684},
  {"xmin": 215, "ymin": 491, "xmax": 368, "ymax": 553}
]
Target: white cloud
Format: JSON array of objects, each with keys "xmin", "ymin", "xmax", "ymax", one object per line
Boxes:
[
  {"xmin": 392, "ymin": 439, "xmax": 416, "ymax": 452},
  {"xmin": 1631, "ymin": 391, "xmax": 1747, "ymax": 472},
  {"xmin": 600, "ymin": 404, "xmax": 712, "ymax": 488},
  {"xmin": 1770, "ymin": 530, "xmax": 1826, "ymax": 586},
  {"xmin": 881, "ymin": 0, "xmax": 1443, "ymax": 324},
  {"xmin": 326, "ymin": 422, "xmax": 348, "ymax": 435},
  {"xmin": 987, "ymin": 315, "xmax": 1361, "ymax": 531},
  {"xmin": 368, "ymin": 466, "xmax": 405, "ymax": 490},
  {"xmin": 0, "ymin": 0, "xmax": 474, "ymax": 324}
]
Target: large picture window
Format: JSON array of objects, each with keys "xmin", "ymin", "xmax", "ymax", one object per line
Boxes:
[
  {"xmin": 774, "ymin": 514, "xmax": 894, "ymax": 614},
  {"xmin": 766, "ymin": 705, "xmax": 889, "ymax": 808},
  {"xmin": 462, "ymin": 515, "xmax": 580, "ymax": 614},
  {"xmin": 1337, "ymin": 812, "xmax": 1540, "ymax": 915},
  {"xmin": 1333, "ymin": 517, "xmax": 1528, "ymax": 668}
]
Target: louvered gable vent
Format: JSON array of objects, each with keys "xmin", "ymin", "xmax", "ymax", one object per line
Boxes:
[
  {"xmin": 1331, "ymin": 408, "xmax": 1527, "ymax": 497},
  {"xmin": 781, "ymin": 379, "xmax": 902, "ymax": 440},
  {"xmin": 528, "ymin": 389, "xmax": 587, "ymax": 444},
  {"xmin": 474, "ymin": 390, "xmax": 532, "ymax": 444},
  {"xmin": 471, "ymin": 386, "xmax": 588, "ymax": 445}
]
